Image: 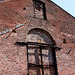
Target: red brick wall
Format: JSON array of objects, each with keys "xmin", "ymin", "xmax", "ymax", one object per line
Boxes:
[{"xmin": 0, "ymin": 0, "xmax": 75, "ymax": 75}]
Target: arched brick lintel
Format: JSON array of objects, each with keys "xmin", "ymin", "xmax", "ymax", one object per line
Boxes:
[{"xmin": 26, "ymin": 28, "xmax": 56, "ymax": 45}]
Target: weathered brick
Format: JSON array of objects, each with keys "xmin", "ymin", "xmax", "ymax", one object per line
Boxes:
[{"xmin": 0, "ymin": 0, "xmax": 75, "ymax": 75}]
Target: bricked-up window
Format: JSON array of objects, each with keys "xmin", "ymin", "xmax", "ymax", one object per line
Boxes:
[{"xmin": 33, "ymin": 0, "xmax": 47, "ymax": 20}]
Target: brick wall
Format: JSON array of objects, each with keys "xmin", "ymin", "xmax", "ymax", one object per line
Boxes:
[{"xmin": 0, "ymin": 0, "xmax": 75, "ymax": 75}]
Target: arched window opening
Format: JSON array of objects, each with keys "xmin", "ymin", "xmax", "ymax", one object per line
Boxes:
[
  {"xmin": 25, "ymin": 28, "xmax": 58, "ymax": 75},
  {"xmin": 15, "ymin": 28, "xmax": 58, "ymax": 75}
]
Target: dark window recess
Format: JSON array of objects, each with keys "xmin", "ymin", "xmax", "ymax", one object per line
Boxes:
[{"xmin": 33, "ymin": 0, "xmax": 47, "ymax": 20}]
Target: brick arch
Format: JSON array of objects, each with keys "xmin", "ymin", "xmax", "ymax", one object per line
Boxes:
[{"xmin": 26, "ymin": 28, "xmax": 56, "ymax": 45}]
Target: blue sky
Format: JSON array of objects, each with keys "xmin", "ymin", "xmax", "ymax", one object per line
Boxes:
[{"xmin": 51, "ymin": 0, "xmax": 75, "ymax": 17}]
